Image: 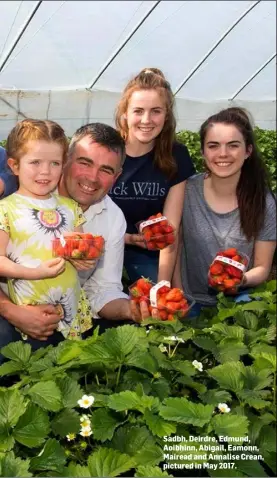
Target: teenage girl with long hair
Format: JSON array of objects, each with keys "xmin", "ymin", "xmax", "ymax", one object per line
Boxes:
[{"xmin": 109, "ymin": 67, "xmax": 196, "ymax": 283}]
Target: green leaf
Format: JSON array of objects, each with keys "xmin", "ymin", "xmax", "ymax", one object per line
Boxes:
[
  {"xmin": 144, "ymin": 409, "xmax": 176, "ymax": 437},
  {"xmin": 27, "ymin": 381, "xmax": 62, "ymax": 412},
  {"xmin": 126, "ymin": 348, "xmax": 159, "ymax": 375},
  {"xmin": 110, "ymin": 425, "xmax": 163, "ymax": 466},
  {"xmin": 90, "ymin": 408, "xmax": 123, "ymax": 442},
  {"xmin": 252, "ymin": 352, "xmax": 276, "ymax": 371},
  {"xmin": 207, "ymin": 362, "xmax": 244, "ymax": 392},
  {"xmin": 211, "ymin": 414, "xmax": 249, "ymax": 438},
  {"xmin": 0, "ymin": 361, "xmax": 24, "ymax": 377},
  {"xmin": 30, "ymin": 438, "xmax": 66, "ymax": 472},
  {"xmin": 87, "ymin": 447, "xmax": 136, "ymax": 477},
  {"xmin": 103, "ymin": 324, "xmax": 140, "ymax": 357},
  {"xmin": 135, "ymin": 465, "xmax": 172, "ymax": 477},
  {"xmin": 200, "ymin": 389, "xmax": 232, "ymax": 406},
  {"xmin": 241, "ymin": 301, "xmax": 268, "ymax": 312},
  {"xmin": 208, "ymin": 323, "xmax": 245, "ymax": 341},
  {"xmin": 1, "ymin": 341, "xmax": 31, "ymax": 364},
  {"xmin": 0, "ymin": 389, "xmax": 26, "ymax": 427},
  {"xmin": 0, "ymin": 452, "xmax": 31, "ymax": 477},
  {"xmin": 242, "ymin": 366, "xmax": 273, "ymax": 390},
  {"xmin": 51, "ymin": 408, "xmax": 80, "ymax": 437},
  {"xmin": 234, "ymin": 310, "xmax": 258, "ymax": 330},
  {"xmin": 0, "ymin": 428, "xmax": 15, "ymax": 452},
  {"xmin": 176, "ymin": 375, "xmax": 207, "ymax": 394},
  {"xmin": 14, "ymin": 403, "xmax": 50, "ymax": 448},
  {"xmin": 215, "ymin": 340, "xmax": 248, "ymax": 363},
  {"xmin": 56, "ymin": 376, "xmax": 84, "ymax": 409},
  {"xmin": 171, "ymin": 360, "xmax": 196, "ymax": 376},
  {"xmin": 217, "ymin": 308, "xmax": 238, "ymax": 321},
  {"xmin": 192, "ymin": 337, "xmax": 217, "ymax": 351},
  {"xmin": 56, "ymin": 341, "xmax": 83, "ymax": 365},
  {"xmin": 160, "ymin": 398, "xmax": 213, "ymax": 427},
  {"xmin": 107, "ymin": 391, "xmax": 142, "ymax": 412},
  {"xmin": 65, "ymin": 463, "xmax": 90, "ymax": 477}
]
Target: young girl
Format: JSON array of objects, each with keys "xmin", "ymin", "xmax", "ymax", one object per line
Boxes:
[
  {"xmin": 0, "ymin": 119, "xmax": 93, "ymax": 340},
  {"xmin": 109, "ymin": 67, "xmax": 195, "ymax": 284},
  {"xmin": 173, "ymin": 107, "xmax": 276, "ymax": 314}
]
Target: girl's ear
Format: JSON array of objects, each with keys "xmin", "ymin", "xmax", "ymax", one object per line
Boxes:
[
  {"xmin": 246, "ymin": 144, "xmax": 253, "ymax": 159},
  {"xmin": 7, "ymin": 157, "xmax": 19, "ymax": 176}
]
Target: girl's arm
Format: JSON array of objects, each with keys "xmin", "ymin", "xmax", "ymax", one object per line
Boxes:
[
  {"xmin": 244, "ymin": 240, "xmax": 276, "ymax": 287},
  {"xmin": 0, "ymin": 230, "xmax": 65, "ymax": 280},
  {"xmin": 171, "ymin": 227, "xmax": 183, "ymax": 289},
  {"xmin": 158, "ymin": 181, "xmax": 186, "ymax": 283}
]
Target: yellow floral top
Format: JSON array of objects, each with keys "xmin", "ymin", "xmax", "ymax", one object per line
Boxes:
[{"xmin": 0, "ymin": 193, "xmax": 92, "ymax": 340}]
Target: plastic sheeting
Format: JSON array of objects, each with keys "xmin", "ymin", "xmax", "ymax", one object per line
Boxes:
[{"xmin": 0, "ymin": 0, "xmax": 276, "ymax": 138}]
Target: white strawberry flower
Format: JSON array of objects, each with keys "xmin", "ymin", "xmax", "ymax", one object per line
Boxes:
[
  {"xmin": 159, "ymin": 344, "xmax": 167, "ymax": 353},
  {"xmin": 163, "ymin": 336, "xmax": 184, "ymax": 343},
  {"xmin": 80, "ymin": 416, "xmax": 91, "ymax": 428},
  {"xmin": 80, "ymin": 414, "xmax": 89, "ymax": 422},
  {"xmin": 80, "ymin": 428, "xmax": 93, "ymax": 437},
  {"xmin": 77, "ymin": 394, "xmax": 95, "ymax": 408},
  {"xmin": 66, "ymin": 433, "xmax": 76, "ymax": 441},
  {"xmin": 192, "ymin": 360, "xmax": 203, "ymax": 372},
  {"xmin": 218, "ymin": 403, "xmax": 231, "ymax": 413},
  {"xmin": 80, "ymin": 424, "xmax": 92, "ymax": 433}
]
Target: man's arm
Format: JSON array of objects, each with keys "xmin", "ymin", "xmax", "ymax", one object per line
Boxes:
[
  {"xmin": 0, "ymin": 286, "xmax": 61, "ymax": 340},
  {"xmin": 82, "ymin": 206, "xmax": 131, "ymax": 321},
  {"xmin": 0, "ymin": 147, "xmax": 18, "ymax": 198}
]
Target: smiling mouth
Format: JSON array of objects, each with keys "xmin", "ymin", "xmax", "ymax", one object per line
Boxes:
[
  {"xmin": 138, "ymin": 127, "xmax": 154, "ymax": 132},
  {"xmin": 36, "ymin": 180, "xmax": 51, "ymax": 184},
  {"xmin": 215, "ymin": 162, "xmax": 232, "ymax": 167},
  {"xmin": 79, "ymin": 183, "xmax": 97, "ymax": 194}
]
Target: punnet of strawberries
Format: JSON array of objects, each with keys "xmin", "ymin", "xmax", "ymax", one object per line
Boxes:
[
  {"xmin": 52, "ymin": 232, "xmax": 104, "ymax": 260},
  {"xmin": 137, "ymin": 212, "xmax": 175, "ymax": 250},
  {"xmin": 208, "ymin": 247, "xmax": 249, "ymax": 295},
  {"xmin": 129, "ymin": 277, "xmax": 192, "ymax": 321}
]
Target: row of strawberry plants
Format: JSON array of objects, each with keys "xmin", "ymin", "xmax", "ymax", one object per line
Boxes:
[{"xmin": 0, "ymin": 280, "xmax": 276, "ymax": 477}]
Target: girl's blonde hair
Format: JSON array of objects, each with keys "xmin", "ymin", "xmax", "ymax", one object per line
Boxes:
[
  {"xmin": 6, "ymin": 118, "xmax": 68, "ymax": 163},
  {"xmin": 115, "ymin": 67, "xmax": 177, "ymax": 177}
]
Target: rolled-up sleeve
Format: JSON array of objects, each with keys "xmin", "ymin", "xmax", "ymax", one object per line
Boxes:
[
  {"xmin": 82, "ymin": 204, "xmax": 128, "ymax": 317},
  {"xmin": 0, "ymin": 147, "xmax": 18, "ymax": 198}
]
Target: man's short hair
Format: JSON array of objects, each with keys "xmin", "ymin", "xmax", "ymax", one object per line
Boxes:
[{"xmin": 69, "ymin": 123, "xmax": 126, "ymax": 168}]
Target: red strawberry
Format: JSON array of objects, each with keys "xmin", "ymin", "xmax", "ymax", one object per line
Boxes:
[
  {"xmin": 222, "ymin": 248, "xmax": 238, "ymax": 258},
  {"xmin": 225, "ymin": 265, "xmax": 242, "ymax": 279},
  {"xmin": 166, "ymin": 301, "xmax": 182, "ymax": 311},
  {"xmin": 223, "ymin": 279, "xmax": 236, "ymax": 288},
  {"xmin": 165, "ymin": 288, "xmax": 183, "ymax": 302},
  {"xmin": 136, "ymin": 278, "xmax": 152, "ymax": 295},
  {"xmin": 157, "ymin": 285, "xmax": 171, "ymax": 295},
  {"xmin": 210, "ymin": 263, "xmax": 224, "ymax": 275}
]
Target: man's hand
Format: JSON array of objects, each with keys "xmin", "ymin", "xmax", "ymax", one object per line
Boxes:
[
  {"xmin": 69, "ymin": 259, "xmax": 96, "ymax": 271},
  {"xmin": 130, "ymin": 299, "xmax": 160, "ymax": 323},
  {"xmin": 125, "ymin": 233, "xmax": 146, "ymax": 249},
  {"xmin": 11, "ymin": 304, "xmax": 62, "ymax": 340}
]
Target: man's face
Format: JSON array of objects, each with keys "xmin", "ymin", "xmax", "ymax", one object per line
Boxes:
[{"xmin": 63, "ymin": 136, "xmax": 122, "ymax": 210}]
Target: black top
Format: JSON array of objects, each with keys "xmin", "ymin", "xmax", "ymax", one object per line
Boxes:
[{"xmin": 109, "ymin": 141, "xmax": 196, "ymax": 259}]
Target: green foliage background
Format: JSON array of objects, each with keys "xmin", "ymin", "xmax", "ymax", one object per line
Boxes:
[
  {"xmin": 176, "ymin": 127, "xmax": 277, "ymax": 193},
  {"xmin": 1, "ymin": 126, "xmax": 276, "ymax": 192}
]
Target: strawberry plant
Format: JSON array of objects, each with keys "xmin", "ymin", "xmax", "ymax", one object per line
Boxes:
[{"xmin": 0, "ymin": 280, "xmax": 275, "ymax": 477}]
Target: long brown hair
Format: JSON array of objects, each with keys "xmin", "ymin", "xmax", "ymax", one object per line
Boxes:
[
  {"xmin": 115, "ymin": 67, "xmax": 177, "ymax": 177},
  {"xmin": 200, "ymin": 107, "xmax": 273, "ymax": 240}
]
